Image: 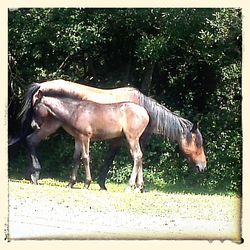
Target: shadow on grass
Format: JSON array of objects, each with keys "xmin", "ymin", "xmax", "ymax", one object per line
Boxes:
[
  {"xmin": 145, "ymin": 181, "xmax": 240, "ymax": 197},
  {"xmin": 9, "ymin": 170, "xmax": 239, "ymax": 197}
]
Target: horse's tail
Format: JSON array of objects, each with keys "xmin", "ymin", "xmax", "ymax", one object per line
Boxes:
[
  {"xmin": 138, "ymin": 92, "xmax": 193, "ymax": 142},
  {"xmin": 8, "ymin": 82, "xmax": 41, "ymax": 146}
]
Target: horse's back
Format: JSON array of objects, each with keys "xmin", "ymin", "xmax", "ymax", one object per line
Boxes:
[{"xmin": 38, "ymin": 79, "xmax": 140, "ymax": 104}]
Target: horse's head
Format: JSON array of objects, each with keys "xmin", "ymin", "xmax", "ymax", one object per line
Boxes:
[
  {"xmin": 31, "ymin": 90, "xmax": 48, "ymax": 130},
  {"xmin": 180, "ymin": 122, "xmax": 207, "ymax": 172}
]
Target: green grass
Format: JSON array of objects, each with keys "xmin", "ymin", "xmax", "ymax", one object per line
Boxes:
[
  {"xmin": 8, "ymin": 178, "xmax": 242, "ymax": 241},
  {"xmin": 9, "ymin": 178, "xmax": 241, "ymax": 223}
]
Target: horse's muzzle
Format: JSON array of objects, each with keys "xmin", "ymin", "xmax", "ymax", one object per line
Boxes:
[{"xmin": 195, "ymin": 163, "xmax": 207, "ymax": 173}]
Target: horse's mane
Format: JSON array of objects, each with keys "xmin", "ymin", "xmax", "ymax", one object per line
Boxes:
[{"xmin": 139, "ymin": 93, "xmax": 203, "ymax": 147}]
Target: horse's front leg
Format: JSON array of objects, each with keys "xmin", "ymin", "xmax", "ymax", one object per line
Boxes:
[
  {"xmin": 126, "ymin": 139, "xmax": 143, "ymax": 192},
  {"xmin": 98, "ymin": 138, "xmax": 123, "ymax": 191},
  {"xmin": 26, "ymin": 119, "xmax": 61, "ymax": 184},
  {"xmin": 81, "ymin": 137, "xmax": 92, "ymax": 189},
  {"xmin": 68, "ymin": 140, "xmax": 82, "ymax": 188},
  {"xmin": 133, "ymin": 131, "xmax": 151, "ymax": 192},
  {"xmin": 135, "ymin": 164, "xmax": 144, "ymax": 193}
]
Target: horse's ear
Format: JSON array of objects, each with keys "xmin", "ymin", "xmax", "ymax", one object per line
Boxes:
[
  {"xmin": 191, "ymin": 121, "xmax": 199, "ymax": 133},
  {"xmin": 36, "ymin": 90, "xmax": 43, "ymax": 101}
]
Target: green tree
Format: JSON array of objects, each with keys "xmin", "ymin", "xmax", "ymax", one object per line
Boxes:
[{"xmin": 8, "ymin": 8, "xmax": 242, "ymax": 193}]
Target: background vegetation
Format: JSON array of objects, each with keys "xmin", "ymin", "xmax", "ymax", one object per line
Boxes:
[{"xmin": 8, "ymin": 8, "xmax": 242, "ymax": 194}]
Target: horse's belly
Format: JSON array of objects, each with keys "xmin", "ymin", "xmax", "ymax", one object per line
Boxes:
[{"xmin": 92, "ymin": 128, "xmax": 123, "ymax": 140}]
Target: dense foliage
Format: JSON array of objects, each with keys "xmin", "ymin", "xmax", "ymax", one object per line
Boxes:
[{"xmin": 8, "ymin": 8, "xmax": 242, "ymax": 194}]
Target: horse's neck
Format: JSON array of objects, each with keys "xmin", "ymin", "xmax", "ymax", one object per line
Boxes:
[{"xmin": 42, "ymin": 97, "xmax": 73, "ymax": 119}]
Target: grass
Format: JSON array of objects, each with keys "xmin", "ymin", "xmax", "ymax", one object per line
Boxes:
[
  {"xmin": 9, "ymin": 178, "xmax": 241, "ymax": 222},
  {"xmin": 8, "ymin": 178, "xmax": 242, "ymax": 241}
]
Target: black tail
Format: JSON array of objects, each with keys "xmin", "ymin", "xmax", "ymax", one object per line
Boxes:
[
  {"xmin": 8, "ymin": 135, "xmax": 22, "ymax": 146},
  {"xmin": 8, "ymin": 83, "xmax": 41, "ymax": 146}
]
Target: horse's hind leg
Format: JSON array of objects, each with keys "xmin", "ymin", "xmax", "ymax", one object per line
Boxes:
[
  {"xmin": 26, "ymin": 133, "xmax": 42, "ymax": 184},
  {"xmin": 26, "ymin": 119, "xmax": 61, "ymax": 184},
  {"xmin": 67, "ymin": 140, "xmax": 82, "ymax": 188},
  {"xmin": 126, "ymin": 138, "xmax": 143, "ymax": 192}
]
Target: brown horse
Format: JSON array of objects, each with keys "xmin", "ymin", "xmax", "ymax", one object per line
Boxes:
[
  {"xmin": 15, "ymin": 79, "xmax": 207, "ymax": 190},
  {"xmin": 30, "ymin": 90, "xmax": 149, "ymax": 190}
]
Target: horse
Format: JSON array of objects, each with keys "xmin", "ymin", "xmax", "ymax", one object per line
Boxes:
[
  {"xmin": 13, "ymin": 79, "xmax": 207, "ymax": 190},
  {"xmin": 29, "ymin": 90, "xmax": 149, "ymax": 191}
]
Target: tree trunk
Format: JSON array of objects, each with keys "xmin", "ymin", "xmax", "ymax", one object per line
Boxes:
[
  {"xmin": 141, "ymin": 61, "xmax": 155, "ymax": 95},
  {"xmin": 124, "ymin": 56, "xmax": 132, "ymax": 83},
  {"xmin": 84, "ymin": 52, "xmax": 98, "ymax": 82}
]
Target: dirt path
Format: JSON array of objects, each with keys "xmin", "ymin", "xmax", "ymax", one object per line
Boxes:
[{"xmin": 7, "ymin": 181, "xmax": 241, "ymax": 240}]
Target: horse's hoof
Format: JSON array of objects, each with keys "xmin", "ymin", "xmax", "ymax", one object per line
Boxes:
[
  {"xmin": 141, "ymin": 188, "xmax": 148, "ymax": 193},
  {"xmin": 99, "ymin": 183, "xmax": 107, "ymax": 191},
  {"xmin": 66, "ymin": 182, "xmax": 75, "ymax": 188},
  {"xmin": 83, "ymin": 183, "xmax": 90, "ymax": 190},
  {"xmin": 25, "ymin": 175, "xmax": 31, "ymax": 181},
  {"xmin": 125, "ymin": 186, "xmax": 132, "ymax": 193},
  {"xmin": 30, "ymin": 175, "xmax": 38, "ymax": 185},
  {"xmin": 84, "ymin": 180, "xmax": 91, "ymax": 190},
  {"xmin": 134, "ymin": 187, "xmax": 142, "ymax": 193},
  {"xmin": 99, "ymin": 188, "xmax": 107, "ymax": 192}
]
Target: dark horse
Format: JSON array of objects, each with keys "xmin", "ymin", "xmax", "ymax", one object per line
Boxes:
[
  {"xmin": 30, "ymin": 90, "xmax": 149, "ymax": 191},
  {"xmin": 12, "ymin": 79, "xmax": 207, "ymax": 190}
]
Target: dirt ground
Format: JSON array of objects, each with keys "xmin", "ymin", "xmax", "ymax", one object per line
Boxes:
[{"xmin": 7, "ymin": 181, "xmax": 241, "ymax": 241}]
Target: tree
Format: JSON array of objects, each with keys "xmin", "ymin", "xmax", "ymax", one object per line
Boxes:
[{"xmin": 8, "ymin": 8, "xmax": 242, "ymax": 193}]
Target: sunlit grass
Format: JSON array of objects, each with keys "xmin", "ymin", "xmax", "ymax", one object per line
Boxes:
[{"xmin": 9, "ymin": 178, "xmax": 241, "ymax": 223}]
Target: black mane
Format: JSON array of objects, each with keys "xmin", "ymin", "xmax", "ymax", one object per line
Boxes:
[{"xmin": 139, "ymin": 93, "xmax": 203, "ymax": 147}]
